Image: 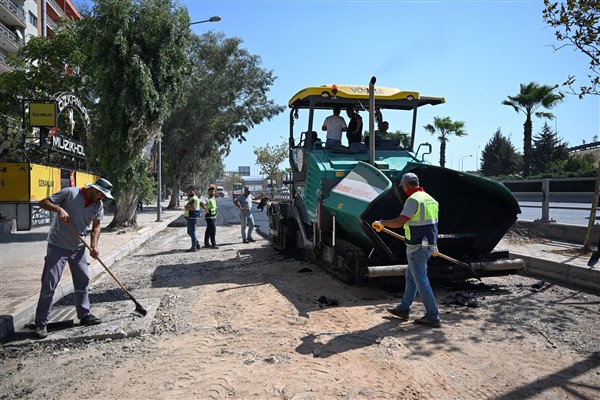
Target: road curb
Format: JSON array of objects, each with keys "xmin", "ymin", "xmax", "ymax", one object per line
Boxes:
[
  {"xmin": 511, "ymin": 251, "xmax": 600, "ymax": 295},
  {"xmin": 0, "ymin": 212, "xmax": 181, "ymax": 343}
]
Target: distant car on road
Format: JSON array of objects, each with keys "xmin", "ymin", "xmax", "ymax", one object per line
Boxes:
[{"xmin": 216, "ymin": 186, "xmax": 225, "ymax": 198}]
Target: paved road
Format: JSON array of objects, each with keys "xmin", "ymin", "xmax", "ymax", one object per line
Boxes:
[{"xmin": 518, "ymin": 201, "xmax": 596, "ymax": 226}]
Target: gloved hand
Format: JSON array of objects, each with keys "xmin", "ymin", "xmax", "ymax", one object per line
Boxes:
[{"xmin": 372, "ymin": 220, "xmax": 384, "ymax": 232}]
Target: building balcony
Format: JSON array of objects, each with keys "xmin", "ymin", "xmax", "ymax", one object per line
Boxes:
[
  {"xmin": 0, "ymin": 0, "xmax": 26, "ymax": 29},
  {"xmin": 46, "ymin": 0, "xmax": 65, "ymax": 21},
  {"xmin": 0, "ymin": 51, "xmax": 12, "ymax": 73},
  {"xmin": 0, "ymin": 22, "xmax": 23, "ymax": 54}
]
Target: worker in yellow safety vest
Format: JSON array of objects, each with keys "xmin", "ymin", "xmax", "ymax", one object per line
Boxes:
[
  {"xmin": 201, "ymin": 184, "xmax": 219, "ymax": 249},
  {"xmin": 372, "ymin": 172, "xmax": 441, "ymax": 328},
  {"xmin": 184, "ymin": 186, "xmax": 201, "ymax": 252}
]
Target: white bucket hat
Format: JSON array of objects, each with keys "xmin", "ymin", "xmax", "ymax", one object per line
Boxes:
[{"xmin": 88, "ymin": 178, "xmax": 114, "ymax": 199}]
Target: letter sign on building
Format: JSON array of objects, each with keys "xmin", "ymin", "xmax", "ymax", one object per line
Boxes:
[{"xmin": 29, "ymin": 102, "xmax": 58, "ymax": 127}]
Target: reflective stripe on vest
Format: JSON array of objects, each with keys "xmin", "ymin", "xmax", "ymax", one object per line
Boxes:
[
  {"xmin": 184, "ymin": 196, "xmax": 201, "ymax": 219},
  {"xmin": 403, "ymin": 191, "xmax": 439, "ymax": 242},
  {"xmin": 205, "ymin": 197, "xmax": 217, "ymax": 218}
]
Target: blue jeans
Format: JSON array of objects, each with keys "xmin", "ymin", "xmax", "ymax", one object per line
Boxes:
[
  {"xmin": 186, "ymin": 218, "xmax": 199, "ymax": 248},
  {"xmin": 399, "ymin": 246, "xmax": 439, "ymax": 320},
  {"xmin": 240, "ymin": 211, "xmax": 254, "ymax": 240}
]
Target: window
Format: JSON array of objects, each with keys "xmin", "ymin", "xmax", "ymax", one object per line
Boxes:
[{"xmin": 29, "ymin": 12, "xmax": 37, "ymax": 26}]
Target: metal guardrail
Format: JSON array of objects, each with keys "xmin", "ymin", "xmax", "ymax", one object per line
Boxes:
[{"xmin": 513, "ymin": 179, "xmax": 594, "ymax": 222}]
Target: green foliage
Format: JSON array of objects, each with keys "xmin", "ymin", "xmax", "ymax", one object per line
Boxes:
[
  {"xmin": 254, "ymin": 141, "xmax": 288, "ymax": 192},
  {"xmin": 0, "ymin": 22, "xmax": 90, "ymax": 161},
  {"xmin": 387, "ymin": 130, "xmax": 411, "ymax": 147},
  {"xmin": 548, "ymin": 153, "xmax": 596, "ymax": 176},
  {"xmin": 480, "ymin": 128, "xmax": 522, "ymax": 177},
  {"xmin": 543, "ymin": 0, "xmax": 600, "ymax": 98},
  {"xmin": 502, "ymin": 82, "xmax": 564, "ymax": 177},
  {"xmin": 161, "ymin": 31, "xmax": 284, "ymax": 194},
  {"xmin": 530, "ymin": 122, "xmax": 570, "ymax": 175},
  {"xmin": 111, "ymin": 156, "xmax": 156, "ymax": 205},
  {"xmin": 76, "ymin": 0, "xmax": 192, "ymax": 226},
  {"xmin": 423, "ymin": 116, "xmax": 467, "ymax": 168},
  {"xmin": 78, "ymin": 0, "xmax": 191, "ymax": 167}
]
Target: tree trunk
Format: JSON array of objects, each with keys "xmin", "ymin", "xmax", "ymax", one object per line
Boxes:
[
  {"xmin": 167, "ymin": 170, "xmax": 183, "ymax": 209},
  {"xmin": 108, "ymin": 188, "xmax": 139, "ymax": 228},
  {"xmin": 523, "ymin": 116, "xmax": 533, "ymax": 177},
  {"xmin": 583, "ymin": 163, "xmax": 600, "ymax": 251},
  {"xmin": 168, "ymin": 178, "xmax": 181, "ymax": 209},
  {"xmin": 439, "ymin": 140, "xmax": 447, "ymax": 168}
]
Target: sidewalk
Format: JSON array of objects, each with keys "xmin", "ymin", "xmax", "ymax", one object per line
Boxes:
[{"xmin": 0, "ymin": 202, "xmax": 181, "ymax": 341}]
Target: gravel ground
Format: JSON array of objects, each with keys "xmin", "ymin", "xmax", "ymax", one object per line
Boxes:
[{"xmin": 1, "ymin": 225, "xmax": 599, "ymax": 399}]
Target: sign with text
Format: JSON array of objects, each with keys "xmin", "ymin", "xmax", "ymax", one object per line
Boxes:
[{"xmin": 29, "ymin": 102, "xmax": 57, "ymax": 127}]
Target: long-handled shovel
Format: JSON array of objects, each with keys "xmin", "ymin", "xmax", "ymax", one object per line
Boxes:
[
  {"xmin": 377, "ymin": 226, "xmax": 482, "ymax": 281},
  {"xmin": 67, "ymin": 224, "xmax": 148, "ymax": 316}
]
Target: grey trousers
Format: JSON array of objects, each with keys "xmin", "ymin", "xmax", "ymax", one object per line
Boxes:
[{"xmin": 35, "ymin": 244, "xmax": 91, "ymax": 326}]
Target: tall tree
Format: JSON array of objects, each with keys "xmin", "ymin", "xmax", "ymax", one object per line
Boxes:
[
  {"xmin": 162, "ymin": 32, "xmax": 284, "ymax": 208},
  {"xmin": 77, "ymin": 0, "xmax": 192, "ymax": 227},
  {"xmin": 543, "ymin": 0, "xmax": 600, "ymax": 98},
  {"xmin": 480, "ymin": 128, "xmax": 522, "ymax": 177},
  {"xmin": 501, "ymin": 82, "xmax": 564, "ymax": 177},
  {"xmin": 253, "ymin": 142, "xmax": 288, "ymax": 195},
  {"xmin": 423, "ymin": 116, "xmax": 467, "ymax": 168},
  {"xmin": 530, "ymin": 122, "xmax": 570, "ymax": 175}
]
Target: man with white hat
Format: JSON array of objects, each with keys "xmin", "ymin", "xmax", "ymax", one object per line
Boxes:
[
  {"xmin": 233, "ymin": 186, "xmax": 255, "ymax": 243},
  {"xmin": 33, "ymin": 177, "xmax": 113, "ymax": 339},
  {"xmin": 372, "ymin": 172, "xmax": 441, "ymax": 328}
]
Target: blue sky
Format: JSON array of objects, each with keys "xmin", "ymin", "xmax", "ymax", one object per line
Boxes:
[
  {"xmin": 181, "ymin": 0, "xmax": 598, "ymax": 174},
  {"xmin": 188, "ymin": 1, "xmax": 596, "ymax": 173}
]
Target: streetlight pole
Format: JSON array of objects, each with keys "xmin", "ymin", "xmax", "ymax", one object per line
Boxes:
[
  {"xmin": 156, "ymin": 15, "xmax": 222, "ymax": 222},
  {"xmin": 190, "ymin": 16, "xmax": 221, "ymax": 25},
  {"xmin": 461, "ymin": 154, "xmax": 472, "ymax": 172}
]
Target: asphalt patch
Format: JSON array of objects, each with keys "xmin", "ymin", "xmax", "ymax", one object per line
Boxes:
[{"xmin": 5, "ymin": 298, "xmax": 161, "ymax": 346}]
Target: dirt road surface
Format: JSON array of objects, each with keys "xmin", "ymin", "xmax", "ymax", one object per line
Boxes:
[{"xmin": 1, "ymin": 225, "xmax": 599, "ymax": 399}]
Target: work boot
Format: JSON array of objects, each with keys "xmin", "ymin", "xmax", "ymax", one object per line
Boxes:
[
  {"xmin": 247, "ymin": 237, "xmax": 255, "ymax": 242},
  {"xmin": 196, "ymin": 244, "xmax": 201, "ymax": 250},
  {"xmin": 413, "ymin": 316, "xmax": 441, "ymax": 328},
  {"xmin": 80, "ymin": 314, "xmax": 102, "ymax": 326},
  {"xmin": 35, "ymin": 325, "xmax": 48, "ymax": 339},
  {"xmin": 387, "ymin": 306, "xmax": 410, "ymax": 321},
  {"xmin": 186, "ymin": 247, "xmax": 197, "ymax": 252},
  {"xmin": 211, "ymin": 244, "xmax": 219, "ymax": 249},
  {"xmin": 243, "ymin": 239, "xmax": 249, "ymax": 244}
]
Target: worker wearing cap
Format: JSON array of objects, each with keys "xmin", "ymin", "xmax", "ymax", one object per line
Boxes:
[
  {"xmin": 372, "ymin": 172, "xmax": 441, "ymax": 328},
  {"xmin": 200, "ymin": 184, "xmax": 219, "ymax": 249},
  {"xmin": 184, "ymin": 186, "xmax": 201, "ymax": 252},
  {"xmin": 233, "ymin": 187, "xmax": 255, "ymax": 243},
  {"xmin": 34, "ymin": 178, "xmax": 113, "ymax": 339}
]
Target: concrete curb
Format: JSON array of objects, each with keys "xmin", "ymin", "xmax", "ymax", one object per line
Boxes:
[
  {"xmin": 512, "ymin": 220, "xmax": 600, "ymax": 244},
  {"xmin": 0, "ymin": 213, "xmax": 181, "ymax": 342},
  {"xmin": 513, "ymin": 252, "xmax": 600, "ymax": 294}
]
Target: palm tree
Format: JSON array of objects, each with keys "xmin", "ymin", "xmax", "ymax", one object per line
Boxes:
[
  {"xmin": 502, "ymin": 82, "xmax": 564, "ymax": 177},
  {"xmin": 423, "ymin": 116, "xmax": 467, "ymax": 168}
]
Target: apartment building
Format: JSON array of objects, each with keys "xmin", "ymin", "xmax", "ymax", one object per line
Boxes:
[{"xmin": 0, "ymin": 0, "xmax": 81, "ymax": 73}]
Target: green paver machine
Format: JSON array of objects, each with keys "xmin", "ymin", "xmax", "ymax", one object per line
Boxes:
[{"xmin": 268, "ymin": 77, "xmax": 524, "ymax": 284}]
